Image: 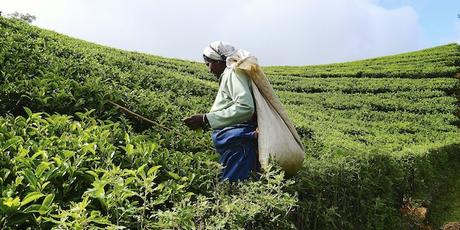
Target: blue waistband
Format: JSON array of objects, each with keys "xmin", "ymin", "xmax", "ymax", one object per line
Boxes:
[{"xmin": 211, "ymin": 123, "xmax": 256, "ymax": 150}]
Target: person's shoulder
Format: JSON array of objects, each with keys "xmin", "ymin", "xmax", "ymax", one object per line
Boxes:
[{"xmin": 227, "ymin": 67, "xmax": 249, "ymax": 80}]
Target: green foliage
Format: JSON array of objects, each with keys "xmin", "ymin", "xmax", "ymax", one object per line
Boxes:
[
  {"xmin": 264, "ymin": 44, "xmax": 460, "ymax": 78},
  {"xmin": 0, "ymin": 16, "xmax": 459, "ymax": 229},
  {"xmin": 0, "ymin": 110, "xmax": 295, "ymax": 229},
  {"xmin": 427, "ymin": 157, "xmax": 460, "ymax": 228}
]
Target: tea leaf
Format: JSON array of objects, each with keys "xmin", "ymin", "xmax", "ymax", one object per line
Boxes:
[
  {"xmin": 23, "ymin": 204, "xmax": 42, "ymax": 213},
  {"xmin": 167, "ymin": 171, "xmax": 180, "ymax": 180},
  {"xmin": 42, "ymin": 194, "xmax": 55, "ymax": 208},
  {"xmin": 147, "ymin": 165, "xmax": 162, "ymax": 176},
  {"xmin": 3, "ymin": 197, "xmax": 20, "ymax": 208},
  {"xmin": 20, "ymin": 192, "xmax": 44, "ymax": 207},
  {"xmin": 24, "ymin": 107, "xmax": 33, "ymax": 117},
  {"xmin": 22, "ymin": 169, "xmax": 39, "ymax": 190},
  {"xmin": 35, "ymin": 162, "xmax": 51, "ymax": 177}
]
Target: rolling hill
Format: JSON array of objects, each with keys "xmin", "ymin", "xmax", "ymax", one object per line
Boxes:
[{"xmin": 0, "ymin": 16, "xmax": 459, "ymax": 229}]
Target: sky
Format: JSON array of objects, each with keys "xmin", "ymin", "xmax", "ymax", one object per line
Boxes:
[{"xmin": 0, "ymin": 0, "xmax": 459, "ymax": 66}]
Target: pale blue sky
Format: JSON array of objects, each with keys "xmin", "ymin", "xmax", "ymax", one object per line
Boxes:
[
  {"xmin": 378, "ymin": 0, "xmax": 460, "ymax": 47},
  {"xmin": 1, "ymin": 0, "xmax": 459, "ymax": 66}
]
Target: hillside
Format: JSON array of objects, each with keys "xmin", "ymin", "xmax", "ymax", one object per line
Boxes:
[{"xmin": 0, "ymin": 17, "xmax": 459, "ymax": 229}]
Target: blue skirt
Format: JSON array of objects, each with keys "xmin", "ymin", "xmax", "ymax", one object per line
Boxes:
[{"xmin": 211, "ymin": 124, "xmax": 258, "ymax": 182}]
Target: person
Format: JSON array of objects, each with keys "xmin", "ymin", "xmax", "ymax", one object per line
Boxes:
[{"xmin": 183, "ymin": 41, "xmax": 258, "ymax": 182}]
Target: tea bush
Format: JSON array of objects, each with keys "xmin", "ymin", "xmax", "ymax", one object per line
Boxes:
[
  {"xmin": 0, "ymin": 17, "xmax": 459, "ymax": 229},
  {"xmin": 0, "ymin": 109, "xmax": 296, "ymax": 229}
]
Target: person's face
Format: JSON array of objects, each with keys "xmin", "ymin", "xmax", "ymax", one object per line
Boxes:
[{"xmin": 204, "ymin": 58, "xmax": 226, "ymax": 78}]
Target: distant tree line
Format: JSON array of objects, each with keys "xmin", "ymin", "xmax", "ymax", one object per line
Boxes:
[
  {"xmin": 8, "ymin": 11, "xmax": 36, "ymax": 23},
  {"xmin": 0, "ymin": 10, "xmax": 36, "ymax": 23}
]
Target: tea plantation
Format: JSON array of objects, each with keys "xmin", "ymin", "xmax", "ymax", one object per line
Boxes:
[{"xmin": 1, "ymin": 17, "xmax": 459, "ymax": 229}]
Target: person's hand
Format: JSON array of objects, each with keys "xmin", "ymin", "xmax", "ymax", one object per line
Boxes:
[{"xmin": 182, "ymin": 114, "xmax": 207, "ymax": 130}]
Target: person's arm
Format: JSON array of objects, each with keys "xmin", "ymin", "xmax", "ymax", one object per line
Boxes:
[{"xmin": 206, "ymin": 70, "xmax": 254, "ymax": 129}]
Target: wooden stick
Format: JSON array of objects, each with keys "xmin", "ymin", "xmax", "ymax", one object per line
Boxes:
[
  {"xmin": 107, "ymin": 100, "xmax": 177, "ymax": 134},
  {"xmin": 106, "ymin": 100, "xmax": 215, "ymax": 151}
]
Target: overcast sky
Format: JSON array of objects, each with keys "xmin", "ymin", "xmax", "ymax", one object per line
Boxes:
[{"xmin": 1, "ymin": 0, "xmax": 459, "ymax": 66}]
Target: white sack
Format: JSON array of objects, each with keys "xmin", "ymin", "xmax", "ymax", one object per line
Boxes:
[{"xmin": 229, "ymin": 54, "xmax": 305, "ymax": 176}]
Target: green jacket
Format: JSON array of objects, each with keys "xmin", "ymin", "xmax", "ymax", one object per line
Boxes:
[{"xmin": 206, "ymin": 67, "xmax": 255, "ymax": 129}]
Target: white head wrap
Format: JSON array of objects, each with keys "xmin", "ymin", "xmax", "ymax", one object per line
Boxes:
[
  {"xmin": 203, "ymin": 41, "xmax": 257, "ymax": 67},
  {"xmin": 203, "ymin": 41, "xmax": 236, "ymax": 61}
]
